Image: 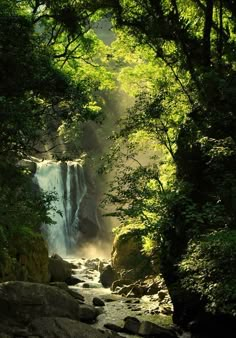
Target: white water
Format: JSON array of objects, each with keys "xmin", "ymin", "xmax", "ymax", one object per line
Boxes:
[{"xmin": 35, "ymin": 160, "xmax": 87, "ymax": 256}]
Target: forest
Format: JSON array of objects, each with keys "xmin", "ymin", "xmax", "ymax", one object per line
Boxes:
[{"xmin": 1, "ymin": 1, "xmax": 236, "ymax": 337}]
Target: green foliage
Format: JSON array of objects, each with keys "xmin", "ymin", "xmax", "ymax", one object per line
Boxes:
[
  {"xmin": 112, "ymin": 218, "xmax": 145, "ymax": 237},
  {"xmin": 1, "ymin": 0, "xmax": 236, "ymax": 321},
  {"xmin": 179, "ymin": 229, "xmax": 236, "ymax": 315},
  {"xmin": 0, "ymin": 0, "xmax": 115, "ymax": 158},
  {"xmin": 141, "ymin": 234, "xmax": 156, "ymax": 256},
  {"xmin": 0, "ymin": 161, "xmax": 56, "ymax": 265}
]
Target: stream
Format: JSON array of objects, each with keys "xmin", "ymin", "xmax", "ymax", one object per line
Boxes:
[{"xmin": 65, "ymin": 257, "xmax": 191, "ymax": 338}]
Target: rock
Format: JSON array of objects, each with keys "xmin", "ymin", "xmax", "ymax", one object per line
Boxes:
[
  {"xmin": 121, "ymin": 269, "xmax": 141, "ymax": 281},
  {"xmin": 69, "ymin": 262, "xmax": 78, "ymax": 269},
  {"xmin": 65, "ymin": 276, "xmax": 81, "ymax": 285},
  {"xmin": 93, "ymin": 297, "xmax": 105, "ymax": 306},
  {"xmin": 100, "ymin": 265, "xmax": 117, "ymax": 288},
  {"xmin": 111, "ymin": 279, "xmax": 133, "ymax": 291},
  {"xmin": 150, "ymin": 255, "xmax": 161, "ymax": 274},
  {"xmin": 19, "ymin": 235, "xmax": 49, "ymax": 283},
  {"xmin": 49, "ymin": 282, "xmax": 85, "ymax": 303},
  {"xmin": 117, "ymin": 284, "xmax": 133, "ymax": 296},
  {"xmin": 85, "ymin": 259, "xmax": 99, "ymax": 270},
  {"xmin": 160, "ymin": 305, "xmax": 173, "ymax": 315},
  {"xmin": 111, "ymin": 231, "xmax": 152, "ymax": 280},
  {"xmin": 67, "ymin": 289, "xmax": 84, "ymax": 303},
  {"xmin": 49, "ymin": 281, "xmax": 69, "ymax": 290},
  {"xmin": 128, "ymin": 285, "xmax": 147, "ymax": 298},
  {"xmin": 123, "ymin": 299, "xmax": 140, "ymax": 304},
  {"xmin": 18, "ymin": 159, "xmax": 37, "ymax": 174},
  {"xmin": 79, "ymin": 304, "xmax": 99, "ymax": 323},
  {"xmin": 82, "ymin": 283, "xmax": 90, "ymax": 288},
  {"xmin": 0, "ymin": 235, "xmax": 49, "ymax": 283},
  {"xmin": 78, "ymin": 191, "xmax": 100, "ymax": 239},
  {"xmin": 138, "ymin": 321, "xmax": 177, "ymax": 337},
  {"xmin": 0, "ymin": 281, "xmax": 80, "ymax": 324},
  {"xmin": 98, "ymin": 261, "xmax": 105, "ymax": 272},
  {"xmin": 131, "ymin": 307, "xmax": 142, "ymax": 312},
  {"xmin": 158, "ymin": 290, "xmax": 168, "ymax": 300},
  {"xmin": 48, "ymin": 254, "xmax": 72, "ymax": 282},
  {"xmin": 0, "ymin": 316, "xmax": 28, "ymax": 337},
  {"xmin": 123, "ymin": 316, "xmax": 141, "ymax": 334},
  {"xmin": 104, "ymin": 323, "xmax": 124, "ymax": 332},
  {"xmin": 29, "ymin": 317, "xmax": 109, "ymax": 338},
  {"xmin": 100, "ymin": 329, "xmax": 123, "ymax": 338},
  {"xmin": 103, "ymin": 297, "xmax": 117, "ymax": 302},
  {"xmin": 146, "ymin": 282, "xmax": 161, "ymax": 295}
]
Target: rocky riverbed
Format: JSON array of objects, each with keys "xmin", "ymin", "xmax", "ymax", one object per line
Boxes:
[
  {"xmin": 66, "ymin": 256, "xmax": 190, "ymax": 338},
  {"xmin": 0, "ymin": 255, "xmax": 191, "ymax": 338}
]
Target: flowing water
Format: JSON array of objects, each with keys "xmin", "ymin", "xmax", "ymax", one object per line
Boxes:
[
  {"xmin": 33, "ymin": 159, "xmax": 191, "ymax": 337},
  {"xmin": 66, "ymin": 257, "xmax": 181, "ymax": 338},
  {"xmin": 35, "ymin": 160, "xmax": 87, "ymax": 256}
]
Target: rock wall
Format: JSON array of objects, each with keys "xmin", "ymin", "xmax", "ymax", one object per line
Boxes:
[{"xmin": 0, "ymin": 234, "xmax": 49, "ymax": 283}]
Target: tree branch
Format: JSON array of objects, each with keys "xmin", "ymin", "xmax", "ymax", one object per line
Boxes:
[{"xmin": 203, "ymin": 0, "xmax": 214, "ymax": 66}]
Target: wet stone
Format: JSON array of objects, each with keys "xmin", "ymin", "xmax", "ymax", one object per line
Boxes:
[
  {"xmin": 104, "ymin": 323, "xmax": 124, "ymax": 332},
  {"xmin": 93, "ymin": 297, "xmax": 105, "ymax": 307},
  {"xmin": 82, "ymin": 283, "xmax": 90, "ymax": 288},
  {"xmin": 123, "ymin": 316, "xmax": 141, "ymax": 334}
]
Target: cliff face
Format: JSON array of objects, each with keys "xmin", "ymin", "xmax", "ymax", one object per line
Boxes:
[{"xmin": 0, "ymin": 234, "xmax": 49, "ymax": 283}]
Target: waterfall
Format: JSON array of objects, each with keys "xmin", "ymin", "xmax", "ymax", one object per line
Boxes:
[{"xmin": 35, "ymin": 160, "xmax": 87, "ymax": 256}]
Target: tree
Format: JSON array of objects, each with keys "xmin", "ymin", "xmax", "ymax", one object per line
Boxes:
[
  {"xmin": 0, "ymin": 0, "xmax": 113, "ymax": 275},
  {"xmin": 91, "ymin": 0, "xmax": 236, "ymax": 332}
]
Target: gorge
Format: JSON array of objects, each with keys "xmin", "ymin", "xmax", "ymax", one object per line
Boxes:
[{"xmin": 1, "ymin": 1, "xmax": 236, "ymax": 338}]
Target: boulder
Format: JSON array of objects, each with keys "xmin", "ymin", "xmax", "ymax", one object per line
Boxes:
[
  {"xmin": 65, "ymin": 276, "xmax": 81, "ymax": 285},
  {"xmin": 100, "ymin": 265, "xmax": 117, "ymax": 288},
  {"xmin": 120, "ymin": 269, "xmax": 141, "ymax": 281},
  {"xmin": 29, "ymin": 317, "xmax": 111, "ymax": 338},
  {"xmin": 49, "ymin": 282, "xmax": 84, "ymax": 303},
  {"xmin": 93, "ymin": 297, "xmax": 105, "ymax": 306},
  {"xmin": 123, "ymin": 316, "xmax": 140, "ymax": 334},
  {"xmin": 104, "ymin": 323, "xmax": 124, "ymax": 333},
  {"xmin": 111, "ymin": 231, "xmax": 153, "ymax": 281},
  {"xmin": 128, "ymin": 285, "xmax": 147, "ymax": 298},
  {"xmin": 49, "ymin": 281, "xmax": 70, "ymax": 291},
  {"xmin": 17, "ymin": 235, "xmax": 49, "ymax": 283},
  {"xmin": 49, "ymin": 254, "xmax": 72, "ymax": 282},
  {"xmin": 79, "ymin": 304, "xmax": 100, "ymax": 323},
  {"xmin": 138, "ymin": 321, "xmax": 177, "ymax": 337},
  {"xmin": 0, "ymin": 235, "xmax": 49, "ymax": 283},
  {"xmin": 0, "ymin": 281, "xmax": 80, "ymax": 324}
]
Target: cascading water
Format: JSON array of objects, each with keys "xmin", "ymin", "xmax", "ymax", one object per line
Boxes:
[{"xmin": 35, "ymin": 160, "xmax": 87, "ymax": 256}]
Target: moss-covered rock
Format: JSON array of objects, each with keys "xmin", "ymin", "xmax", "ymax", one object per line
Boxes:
[
  {"xmin": 111, "ymin": 228, "xmax": 152, "ymax": 280},
  {"xmin": 0, "ymin": 234, "xmax": 49, "ymax": 283}
]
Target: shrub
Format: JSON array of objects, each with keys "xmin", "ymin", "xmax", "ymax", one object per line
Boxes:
[{"xmin": 179, "ymin": 229, "xmax": 236, "ymax": 316}]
